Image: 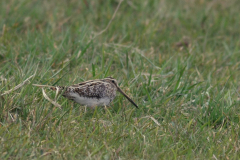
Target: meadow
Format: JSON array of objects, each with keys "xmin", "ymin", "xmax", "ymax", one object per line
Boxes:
[{"xmin": 0, "ymin": 0, "xmax": 240, "ymax": 159}]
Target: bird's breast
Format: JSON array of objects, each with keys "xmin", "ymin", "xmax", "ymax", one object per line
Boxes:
[{"xmin": 67, "ymin": 92, "xmax": 112, "ymax": 107}]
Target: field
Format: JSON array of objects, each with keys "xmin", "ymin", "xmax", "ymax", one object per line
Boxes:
[{"xmin": 1, "ymin": 0, "xmax": 240, "ymax": 159}]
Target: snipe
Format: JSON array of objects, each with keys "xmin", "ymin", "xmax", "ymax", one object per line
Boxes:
[{"xmin": 50, "ymin": 77, "xmax": 139, "ymax": 109}]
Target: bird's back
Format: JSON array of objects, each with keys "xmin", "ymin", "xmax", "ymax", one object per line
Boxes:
[{"xmin": 56, "ymin": 80, "xmax": 117, "ymax": 107}]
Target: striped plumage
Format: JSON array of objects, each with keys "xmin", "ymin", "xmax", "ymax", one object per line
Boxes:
[{"xmin": 51, "ymin": 77, "xmax": 139, "ymax": 108}]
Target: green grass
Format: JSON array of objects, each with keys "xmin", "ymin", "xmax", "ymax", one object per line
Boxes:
[{"xmin": 1, "ymin": 0, "xmax": 240, "ymax": 159}]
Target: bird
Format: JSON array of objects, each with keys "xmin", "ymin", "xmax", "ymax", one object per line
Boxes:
[{"xmin": 47, "ymin": 77, "xmax": 139, "ymax": 109}]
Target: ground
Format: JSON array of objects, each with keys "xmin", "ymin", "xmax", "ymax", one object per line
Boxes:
[{"xmin": 0, "ymin": 0, "xmax": 240, "ymax": 159}]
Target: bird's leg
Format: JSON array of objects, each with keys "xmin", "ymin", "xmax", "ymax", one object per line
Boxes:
[
  {"xmin": 104, "ymin": 105, "xmax": 107, "ymax": 110},
  {"xmin": 84, "ymin": 106, "xmax": 87, "ymax": 113},
  {"xmin": 103, "ymin": 105, "xmax": 111, "ymax": 112}
]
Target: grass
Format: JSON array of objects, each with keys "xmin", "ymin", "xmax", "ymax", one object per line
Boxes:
[{"xmin": 1, "ymin": 0, "xmax": 240, "ymax": 159}]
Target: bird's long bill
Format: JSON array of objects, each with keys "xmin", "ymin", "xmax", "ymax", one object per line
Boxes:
[{"xmin": 117, "ymin": 87, "xmax": 139, "ymax": 109}]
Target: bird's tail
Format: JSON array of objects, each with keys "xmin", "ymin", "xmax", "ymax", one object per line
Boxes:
[
  {"xmin": 50, "ymin": 86, "xmax": 65, "ymax": 91},
  {"xmin": 32, "ymin": 84, "xmax": 65, "ymax": 91}
]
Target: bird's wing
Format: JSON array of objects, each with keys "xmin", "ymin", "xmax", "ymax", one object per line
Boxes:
[{"xmin": 66, "ymin": 81, "xmax": 110, "ymax": 99}]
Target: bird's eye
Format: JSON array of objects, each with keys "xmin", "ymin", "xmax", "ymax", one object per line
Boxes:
[{"xmin": 112, "ymin": 80, "xmax": 115, "ymax": 83}]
